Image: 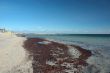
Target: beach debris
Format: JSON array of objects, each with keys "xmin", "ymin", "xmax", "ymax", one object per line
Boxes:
[
  {"xmin": 68, "ymin": 46, "xmax": 81, "ymax": 58},
  {"xmin": 37, "ymin": 41, "xmax": 51, "ymax": 45},
  {"xmin": 24, "ymin": 38, "xmax": 92, "ymax": 73}
]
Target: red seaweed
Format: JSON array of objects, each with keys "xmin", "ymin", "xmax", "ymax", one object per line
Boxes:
[{"xmin": 23, "ymin": 38, "xmax": 92, "ymax": 73}]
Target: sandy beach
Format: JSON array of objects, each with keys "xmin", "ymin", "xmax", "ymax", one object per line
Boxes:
[
  {"xmin": 0, "ymin": 33, "xmax": 33, "ymax": 73},
  {"xmin": 1, "ymin": 0, "xmax": 110, "ymax": 72},
  {"xmin": 0, "ymin": 32, "xmax": 92, "ymax": 73},
  {"xmin": 1, "ymin": 32, "xmax": 110, "ymax": 73}
]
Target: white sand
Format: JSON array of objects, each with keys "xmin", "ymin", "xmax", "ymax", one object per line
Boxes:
[
  {"xmin": 68, "ymin": 46, "xmax": 81, "ymax": 58},
  {"xmin": 46, "ymin": 61, "xmax": 56, "ymax": 66},
  {"xmin": 0, "ymin": 33, "xmax": 33, "ymax": 73},
  {"xmin": 38, "ymin": 41, "xmax": 51, "ymax": 45}
]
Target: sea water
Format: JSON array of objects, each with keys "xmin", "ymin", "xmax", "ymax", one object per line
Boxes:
[
  {"xmin": 26, "ymin": 34, "xmax": 110, "ymax": 73},
  {"xmin": 26, "ymin": 34, "xmax": 110, "ymax": 47}
]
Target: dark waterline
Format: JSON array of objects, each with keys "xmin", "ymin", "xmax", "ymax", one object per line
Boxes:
[{"xmin": 24, "ymin": 34, "xmax": 110, "ymax": 38}]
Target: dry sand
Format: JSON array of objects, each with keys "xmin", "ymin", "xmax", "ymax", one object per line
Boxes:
[
  {"xmin": 0, "ymin": 33, "xmax": 92, "ymax": 73},
  {"xmin": 0, "ymin": 33, "xmax": 33, "ymax": 73}
]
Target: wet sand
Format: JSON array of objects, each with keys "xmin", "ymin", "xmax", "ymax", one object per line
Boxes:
[{"xmin": 23, "ymin": 38, "xmax": 92, "ymax": 73}]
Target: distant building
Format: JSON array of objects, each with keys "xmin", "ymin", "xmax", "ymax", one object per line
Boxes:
[
  {"xmin": 0, "ymin": 28, "xmax": 6, "ymax": 32},
  {"xmin": 0, "ymin": 28, "xmax": 14, "ymax": 36}
]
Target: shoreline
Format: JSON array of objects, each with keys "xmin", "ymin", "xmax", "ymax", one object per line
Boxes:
[
  {"xmin": 0, "ymin": 32, "xmax": 110, "ymax": 73},
  {"xmin": 23, "ymin": 38, "xmax": 92, "ymax": 73},
  {"xmin": 0, "ymin": 32, "xmax": 92, "ymax": 73}
]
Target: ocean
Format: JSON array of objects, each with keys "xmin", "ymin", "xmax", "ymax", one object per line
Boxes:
[
  {"xmin": 26, "ymin": 34, "xmax": 110, "ymax": 47},
  {"xmin": 25, "ymin": 34, "xmax": 110, "ymax": 73}
]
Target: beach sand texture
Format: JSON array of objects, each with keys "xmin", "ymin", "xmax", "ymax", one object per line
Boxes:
[
  {"xmin": 0, "ymin": 33, "xmax": 92, "ymax": 73},
  {"xmin": 0, "ymin": 33, "xmax": 33, "ymax": 73}
]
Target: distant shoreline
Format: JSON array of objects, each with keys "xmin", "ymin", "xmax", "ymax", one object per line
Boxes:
[{"xmin": 18, "ymin": 33, "xmax": 110, "ymax": 38}]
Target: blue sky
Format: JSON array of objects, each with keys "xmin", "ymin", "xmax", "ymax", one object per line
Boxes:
[{"xmin": 0, "ymin": 0, "xmax": 110, "ymax": 34}]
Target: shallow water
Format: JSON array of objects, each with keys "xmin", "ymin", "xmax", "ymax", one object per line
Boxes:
[{"xmin": 26, "ymin": 34, "xmax": 110, "ymax": 73}]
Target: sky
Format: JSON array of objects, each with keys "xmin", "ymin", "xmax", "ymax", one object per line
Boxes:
[{"xmin": 0, "ymin": 0, "xmax": 110, "ymax": 34}]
